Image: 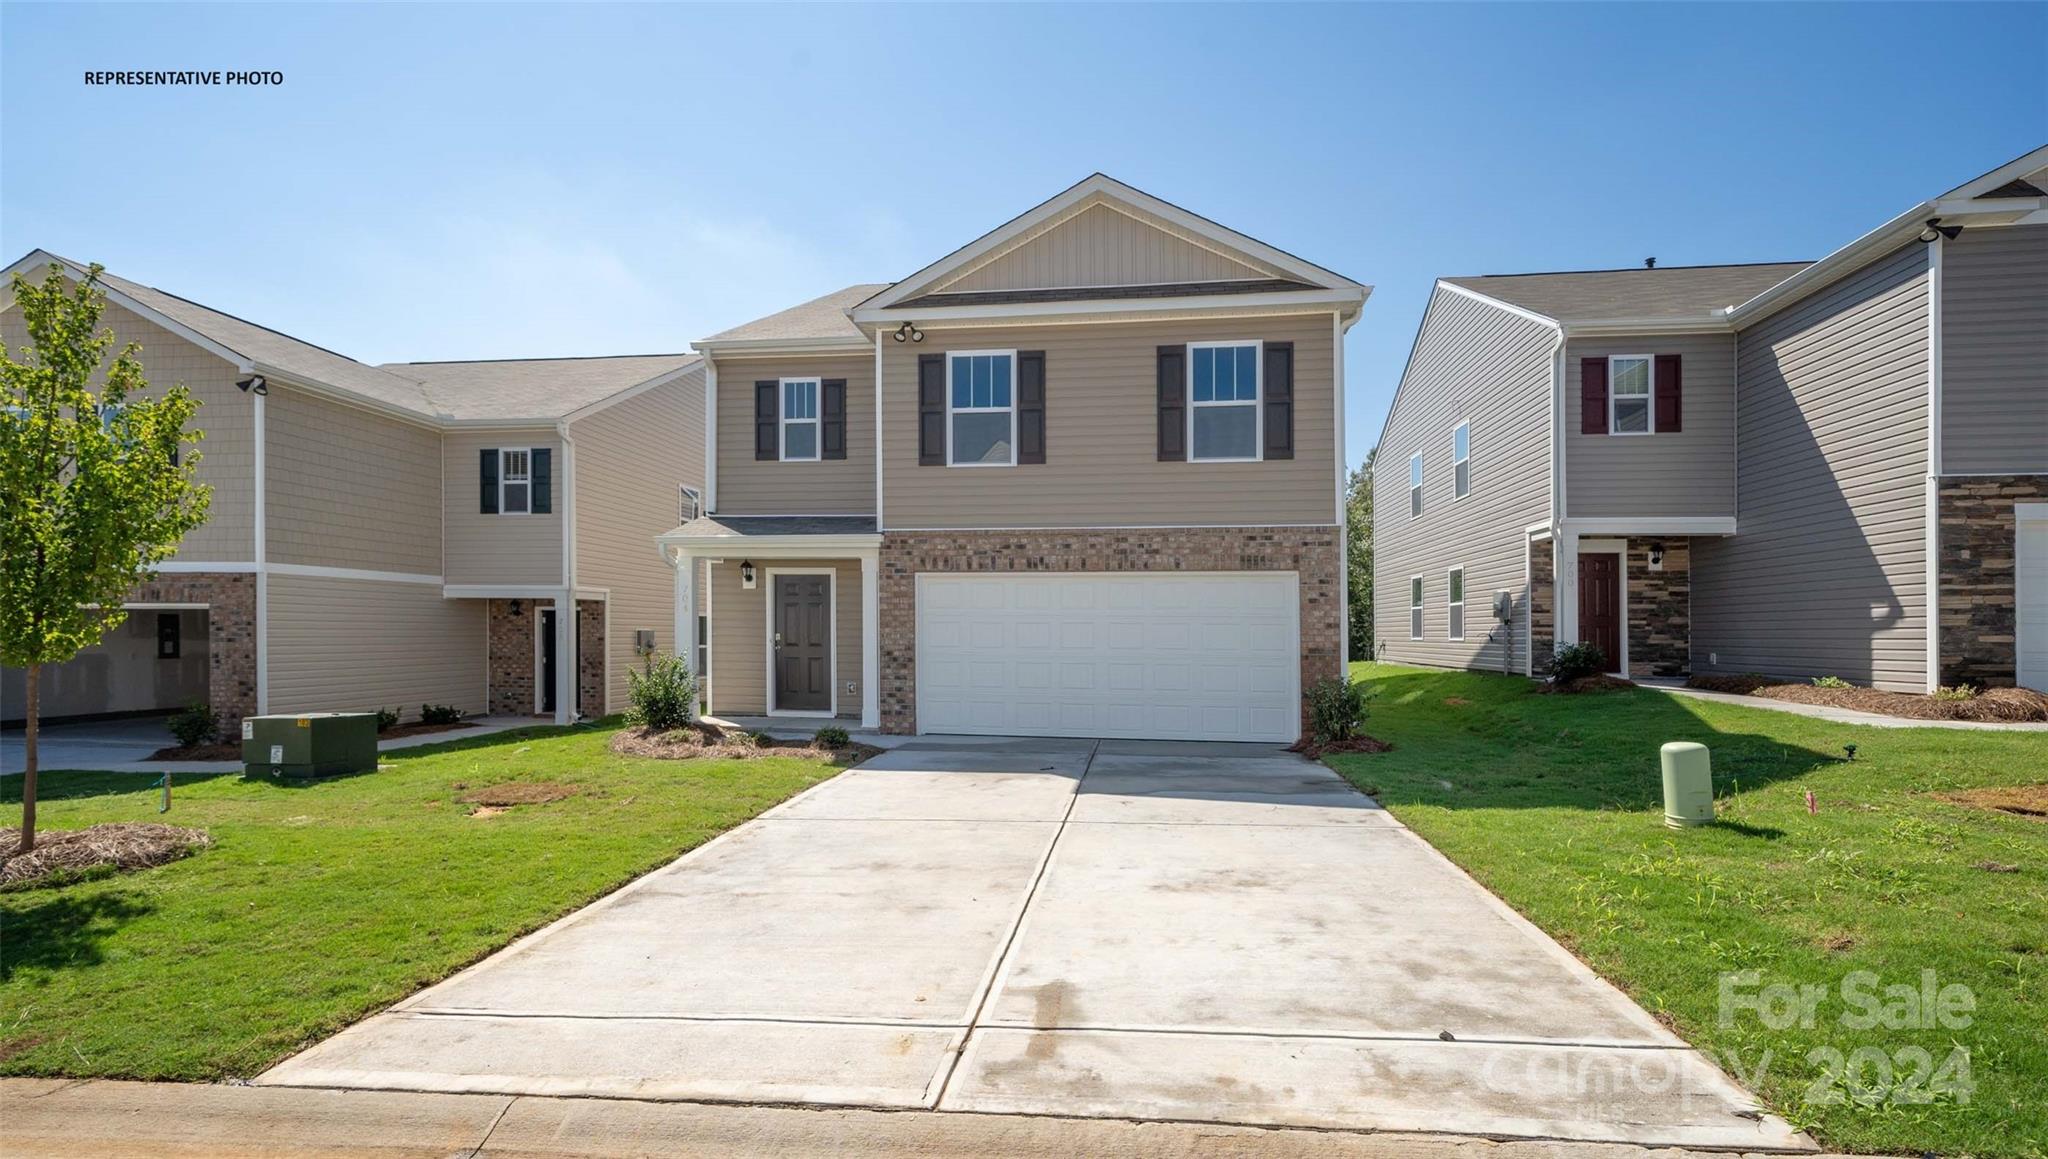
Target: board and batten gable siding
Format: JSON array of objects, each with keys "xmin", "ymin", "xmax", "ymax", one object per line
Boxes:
[
  {"xmin": 265, "ymin": 573, "xmax": 485, "ymax": 716},
  {"xmin": 1564, "ymin": 333, "xmax": 1737, "ymax": 518},
  {"xmin": 712, "ymin": 353, "xmax": 874, "ymax": 515},
  {"xmin": 880, "ymin": 313, "xmax": 1333, "ymax": 528},
  {"xmin": 2, "ymin": 300, "xmax": 254, "ymax": 562},
  {"xmin": 1693, "ymin": 243, "xmax": 1930, "ymax": 691},
  {"xmin": 936, "ymin": 202, "xmax": 1271, "ymax": 294},
  {"xmin": 442, "ymin": 428, "xmax": 563, "ymax": 586},
  {"xmin": 570, "ymin": 364, "xmax": 705, "ymax": 711},
  {"xmin": 1941, "ymin": 224, "xmax": 2048, "ymax": 474},
  {"xmin": 264, "ymin": 386, "xmax": 442, "ymax": 574},
  {"xmin": 706, "ymin": 558, "xmax": 863, "ymax": 717},
  {"xmin": 1372, "ymin": 286, "xmax": 1556, "ymax": 672}
]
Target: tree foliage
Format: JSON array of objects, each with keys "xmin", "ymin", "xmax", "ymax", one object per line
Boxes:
[{"xmin": 1344, "ymin": 448, "xmax": 1375, "ymax": 658}]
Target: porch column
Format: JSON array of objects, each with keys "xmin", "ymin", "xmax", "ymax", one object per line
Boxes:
[
  {"xmin": 1554, "ymin": 533, "xmax": 1579, "ymax": 649},
  {"xmin": 554, "ymin": 588, "xmax": 575, "ymax": 726},
  {"xmin": 860, "ymin": 552, "xmax": 880, "ymax": 729},
  {"xmin": 673, "ymin": 548, "xmax": 698, "ymax": 679}
]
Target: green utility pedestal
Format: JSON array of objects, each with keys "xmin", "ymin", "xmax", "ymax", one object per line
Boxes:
[
  {"xmin": 1660, "ymin": 741, "xmax": 1715, "ymax": 828},
  {"xmin": 242, "ymin": 713, "xmax": 379, "ymax": 778}
]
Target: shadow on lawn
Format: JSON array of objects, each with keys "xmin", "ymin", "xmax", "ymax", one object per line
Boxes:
[
  {"xmin": 1345, "ymin": 669, "xmax": 1850, "ymax": 813},
  {"xmin": 0, "ymin": 770, "xmax": 239, "ymax": 805},
  {"xmin": 0, "ymin": 889, "xmax": 154, "ymax": 981}
]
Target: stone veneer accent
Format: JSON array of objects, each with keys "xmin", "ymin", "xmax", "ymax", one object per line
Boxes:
[
  {"xmin": 877, "ymin": 527, "xmax": 1341, "ymax": 735},
  {"xmin": 130, "ymin": 572, "xmax": 258, "ymax": 733},
  {"xmin": 1529, "ymin": 538, "xmax": 1554, "ymax": 675},
  {"xmin": 1625, "ymin": 537, "xmax": 1691, "ymax": 679},
  {"xmin": 577, "ymin": 599, "xmax": 606, "ymax": 716},
  {"xmin": 1938, "ymin": 475, "xmax": 2048, "ymax": 688}
]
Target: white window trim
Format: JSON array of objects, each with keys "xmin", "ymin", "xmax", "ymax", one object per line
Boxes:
[
  {"xmin": 1447, "ymin": 565, "xmax": 1465, "ymax": 642},
  {"xmin": 498, "ymin": 447, "xmax": 535, "ymax": 515},
  {"xmin": 1408, "ymin": 450, "xmax": 1424, "ymax": 520},
  {"xmin": 944, "ymin": 349, "xmax": 1018, "ymax": 468},
  {"xmin": 763, "ymin": 566, "xmax": 837, "ymax": 718},
  {"xmin": 679, "ymin": 484, "xmax": 702, "ymax": 523},
  {"xmin": 778, "ymin": 377, "xmax": 822, "ymax": 462},
  {"xmin": 1408, "ymin": 574, "xmax": 1424, "ymax": 640},
  {"xmin": 1186, "ymin": 339, "xmax": 1264, "ymax": 463},
  {"xmin": 1452, "ymin": 420, "xmax": 1471, "ymax": 500},
  {"xmin": 1607, "ymin": 354, "xmax": 1655, "ymax": 436}
]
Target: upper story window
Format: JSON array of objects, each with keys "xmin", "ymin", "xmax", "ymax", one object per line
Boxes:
[
  {"xmin": 480, "ymin": 447, "xmax": 550, "ymax": 515},
  {"xmin": 1188, "ymin": 341, "xmax": 1261, "ymax": 462},
  {"xmin": 1609, "ymin": 355, "xmax": 1653, "ymax": 434},
  {"xmin": 1452, "ymin": 422, "xmax": 1470, "ymax": 499},
  {"xmin": 500, "ymin": 448, "xmax": 532, "ymax": 513},
  {"xmin": 948, "ymin": 351, "xmax": 1015, "ymax": 466},
  {"xmin": 1408, "ymin": 452, "xmax": 1424, "ymax": 518},
  {"xmin": 780, "ymin": 378, "xmax": 821, "ymax": 461}
]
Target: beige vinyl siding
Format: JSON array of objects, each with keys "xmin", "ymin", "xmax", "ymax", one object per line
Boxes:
[
  {"xmin": 939, "ymin": 202, "xmax": 1270, "ymax": 293},
  {"xmin": 882, "ymin": 313, "xmax": 1335, "ymax": 528},
  {"xmin": 442, "ymin": 428, "xmax": 562, "ymax": 585},
  {"xmin": 265, "ymin": 574, "xmax": 485, "ymax": 715},
  {"xmin": 712, "ymin": 354, "xmax": 875, "ymax": 515},
  {"xmin": 1694, "ymin": 243, "xmax": 1930, "ymax": 691},
  {"xmin": 1565, "ymin": 333, "xmax": 1737, "ymax": 517},
  {"xmin": 2, "ymin": 300, "xmax": 254, "ymax": 561},
  {"xmin": 1941, "ymin": 224, "xmax": 2048, "ymax": 474},
  {"xmin": 1372, "ymin": 286, "xmax": 1557, "ymax": 672},
  {"xmin": 265, "ymin": 386, "xmax": 442, "ymax": 574},
  {"xmin": 570, "ymin": 365, "xmax": 705, "ymax": 711},
  {"xmin": 706, "ymin": 558, "xmax": 861, "ymax": 717}
]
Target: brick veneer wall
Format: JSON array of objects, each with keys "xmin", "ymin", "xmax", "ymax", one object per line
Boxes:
[
  {"xmin": 131, "ymin": 572, "xmax": 258, "ymax": 732},
  {"xmin": 577, "ymin": 600, "xmax": 605, "ymax": 716},
  {"xmin": 487, "ymin": 599, "xmax": 537, "ymax": 715},
  {"xmin": 877, "ymin": 526, "xmax": 1342, "ymax": 735},
  {"xmin": 1938, "ymin": 475, "xmax": 2048, "ymax": 688},
  {"xmin": 1529, "ymin": 539, "xmax": 1554, "ymax": 676},
  {"xmin": 1625, "ymin": 537, "xmax": 1691, "ymax": 679}
]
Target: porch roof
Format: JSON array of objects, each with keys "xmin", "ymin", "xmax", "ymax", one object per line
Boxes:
[{"xmin": 656, "ymin": 514, "xmax": 881, "ymax": 555}]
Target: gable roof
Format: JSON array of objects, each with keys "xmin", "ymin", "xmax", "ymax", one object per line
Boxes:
[
  {"xmin": 697, "ymin": 283, "xmax": 887, "ymax": 349},
  {"xmin": 380, "ymin": 353, "xmax": 700, "ymax": 422},
  {"xmin": 1442, "ymin": 262, "xmax": 1813, "ymax": 325}
]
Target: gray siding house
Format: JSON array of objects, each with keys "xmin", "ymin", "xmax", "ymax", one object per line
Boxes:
[{"xmin": 1375, "ymin": 146, "xmax": 2048, "ymax": 694}]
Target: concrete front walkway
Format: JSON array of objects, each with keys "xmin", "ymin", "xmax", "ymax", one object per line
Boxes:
[
  {"xmin": 1640, "ymin": 680, "xmax": 2048, "ymax": 731},
  {"xmin": 258, "ymin": 737, "xmax": 1809, "ymax": 1150}
]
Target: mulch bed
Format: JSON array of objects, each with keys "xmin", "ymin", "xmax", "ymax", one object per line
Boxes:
[
  {"xmin": 1534, "ymin": 674, "xmax": 1638, "ymax": 695},
  {"xmin": 610, "ymin": 723, "xmax": 881, "ymax": 766},
  {"xmin": 1685, "ymin": 675, "xmax": 2048, "ymax": 723},
  {"xmin": 147, "ymin": 720, "xmax": 474, "ymax": 761},
  {"xmin": 1288, "ymin": 734, "xmax": 1393, "ymax": 759},
  {"xmin": 1937, "ymin": 785, "xmax": 2048, "ymax": 820},
  {"xmin": 0, "ymin": 822, "xmax": 211, "ymax": 889}
]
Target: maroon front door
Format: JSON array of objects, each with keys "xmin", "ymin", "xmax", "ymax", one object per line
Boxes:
[{"xmin": 1578, "ymin": 552, "xmax": 1622, "ymax": 674}]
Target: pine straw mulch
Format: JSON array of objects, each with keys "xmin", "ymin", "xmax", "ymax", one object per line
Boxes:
[
  {"xmin": 1534, "ymin": 674, "xmax": 1639, "ymax": 695},
  {"xmin": 0, "ymin": 823, "xmax": 211, "ymax": 889},
  {"xmin": 609, "ymin": 722, "xmax": 882, "ymax": 766},
  {"xmin": 1936, "ymin": 784, "xmax": 2048, "ymax": 820},
  {"xmin": 1288, "ymin": 734, "xmax": 1394, "ymax": 759},
  {"xmin": 147, "ymin": 720, "xmax": 473, "ymax": 761},
  {"xmin": 1685, "ymin": 675, "xmax": 2048, "ymax": 723}
]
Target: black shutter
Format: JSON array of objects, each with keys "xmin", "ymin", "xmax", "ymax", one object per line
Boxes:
[
  {"xmin": 531, "ymin": 447, "xmax": 552, "ymax": 514},
  {"xmin": 1017, "ymin": 351, "xmax": 1046, "ymax": 464},
  {"xmin": 918, "ymin": 354, "xmax": 946, "ymax": 466},
  {"xmin": 479, "ymin": 449, "xmax": 499, "ymax": 514},
  {"xmin": 1579, "ymin": 358, "xmax": 1608, "ymax": 435},
  {"xmin": 821, "ymin": 379, "xmax": 847, "ymax": 459},
  {"xmin": 1263, "ymin": 341, "xmax": 1294, "ymax": 460},
  {"xmin": 754, "ymin": 381, "xmax": 779, "ymax": 460},
  {"xmin": 1654, "ymin": 354, "xmax": 1683, "ymax": 433},
  {"xmin": 1156, "ymin": 345, "xmax": 1186, "ymax": 461}
]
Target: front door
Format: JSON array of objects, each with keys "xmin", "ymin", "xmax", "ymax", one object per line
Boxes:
[
  {"xmin": 773, "ymin": 575, "xmax": 831, "ymax": 712},
  {"xmin": 539, "ymin": 609, "xmax": 557, "ymax": 714},
  {"xmin": 1578, "ymin": 553, "xmax": 1623, "ymax": 675}
]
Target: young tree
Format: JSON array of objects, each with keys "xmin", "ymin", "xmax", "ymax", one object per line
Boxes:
[
  {"xmin": 2, "ymin": 262, "xmax": 209, "ymax": 853},
  {"xmin": 1344, "ymin": 449, "xmax": 1375, "ymax": 659}
]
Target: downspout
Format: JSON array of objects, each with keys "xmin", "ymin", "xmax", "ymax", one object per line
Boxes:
[
  {"xmin": 556, "ymin": 419, "xmax": 577, "ymax": 724},
  {"xmin": 1545, "ymin": 321, "xmax": 1571, "ymax": 664},
  {"xmin": 252, "ymin": 382, "xmax": 268, "ymax": 716}
]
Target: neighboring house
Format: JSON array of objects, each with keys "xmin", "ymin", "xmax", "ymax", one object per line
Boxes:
[
  {"xmin": 1, "ymin": 252, "xmax": 705, "ymax": 732},
  {"xmin": 1375, "ymin": 145, "xmax": 2048, "ymax": 694},
  {"xmin": 658, "ymin": 174, "xmax": 1367, "ymax": 741}
]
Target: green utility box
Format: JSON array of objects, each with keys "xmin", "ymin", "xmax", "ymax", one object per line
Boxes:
[
  {"xmin": 1660, "ymin": 741, "xmax": 1716, "ymax": 828},
  {"xmin": 242, "ymin": 712, "xmax": 379, "ymax": 778}
]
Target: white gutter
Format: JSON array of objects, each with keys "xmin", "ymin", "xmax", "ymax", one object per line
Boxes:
[
  {"xmin": 1721, "ymin": 202, "xmax": 1934, "ymax": 327},
  {"xmin": 252, "ymin": 388, "xmax": 268, "ymax": 714}
]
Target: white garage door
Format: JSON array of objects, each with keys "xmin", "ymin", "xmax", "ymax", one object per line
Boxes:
[
  {"xmin": 916, "ymin": 572, "xmax": 1300, "ymax": 743},
  {"xmin": 2020, "ymin": 503, "xmax": 2048, "ymax": 693}
]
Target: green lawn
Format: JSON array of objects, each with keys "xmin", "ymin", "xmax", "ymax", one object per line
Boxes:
[
  {"xmin": 1331, "ymin": 663, "xmax": 2047, "ymax": 1158},
  {"xmin": 0, "ymin": 722, "xmax": 846, "ymax": 1080}
]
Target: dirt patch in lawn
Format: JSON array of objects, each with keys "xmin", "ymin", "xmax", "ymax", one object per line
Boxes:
[
  {"xmin": 1937, "ymin": 784, "xmax": 2048, "ymax": 820},
  {"xmin": 458, "ymin": 781, "xmax": 580, "ymax": 807},
  {"xmin": 0, "ymin": 822, "xmax": 211, "ymax": 889},
  {"xmin": 1687, "ymin": 675, "xmax": 2048, "ymax": 722},
  {"xmin": 147, "ymin": 720, "xmax": 474, "ymax": 761},
  {"xmin": 1535, "ymin": 674, "xmax": 1638, "ymax": 695},
  {"xmin": 610, "ymin": 725, "xmax": 881, "ymax": 766}
]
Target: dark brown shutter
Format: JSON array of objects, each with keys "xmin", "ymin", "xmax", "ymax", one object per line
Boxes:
[
  {"xmin": 1263, "ymin": 341, "xmax": 1294, "ymax": 460},
  {"xmin": 821, "ymin": 378, "xmax": 847, "ymax": 459},
  {"xmin": 479, "ymin": 449, "xmax": 499, "ymax": 514},
  {"xmin": 918, "ymin": 354, "xmax": 946, "ymax": 466},
  {"xmin": 1156, "ymin": 344, "xmax": 1187, "ymax": 461},
  {"xmin": 1654, "ymin": 354, "xmax": 1682, "ymax": 433},
  {"xmin": 531, "ymin": 447, "xmax": 552, "ymax": 514},
  {"xmin": 1017, "ymin": 351, "xmax": 1046, "ymax": 464},
  {"xmin": 1579, "ymin": 357, "xmax": 1608, "ymax": 435},
  {"xmin": 754, "ymin": 380, "xmax": 779, "ymax": 460}
]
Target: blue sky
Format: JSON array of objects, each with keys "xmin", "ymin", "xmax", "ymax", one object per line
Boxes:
[{"xmin": 3, "ymin": 3, "xmax": 2042, "ymax": 468}]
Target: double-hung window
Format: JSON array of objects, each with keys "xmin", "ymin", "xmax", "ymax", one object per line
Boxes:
[
  {"xmin": 500, "ymin": 449, "xmax": 532, "ymax": 513},
  {"xmin": 1409, "ymin": 576, "xmax": 1424, "ymax": 640},
  {"xmin": 1188, "ymin": 341, "xmax": 1260, "ymax": 461},
  {"xmin": 1609, "ymin": 355, "xmax": 1653, "ymax": 434},
  {"xmin": 1452, "ymin": 422, "xmax": 1470, "ymax": 499},
  {"xmin": 1409, "ymin": 452, "xmax": 1424, "ymax": 518},
  {"xmin": 948, "ymin": 351, "xmax": 1015, "ymax": 466},
  {"xmin": 1447, "ymin": 567, "xmax": 1465, "ymax": 641},
  {"xmin": 780, "ymin": 378, "xmax": 821, "ymax": 461}
]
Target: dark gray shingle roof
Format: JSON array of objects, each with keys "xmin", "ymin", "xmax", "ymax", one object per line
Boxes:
[
  {"xmin": 669, "ymin": 515, "xmax": 878, "ymax": 538},
  {"xmin": 1442, "ymin": 262, "xmax": 1812, "ymax": 323}
]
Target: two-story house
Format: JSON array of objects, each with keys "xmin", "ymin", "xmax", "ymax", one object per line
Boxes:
[
  {"xmin": 658, "ymin": 175, "xmax": 1367, "ymax": 741},
  {"xmin": 1375, "ymin": 145, "xmax": 2048, "ymax": 694},
  {"xmin": 1, "ymin": 253, "xmax": 705, "ymax": 733}
]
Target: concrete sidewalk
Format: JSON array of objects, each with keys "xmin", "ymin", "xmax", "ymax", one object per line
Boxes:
[
  {"xmin": 0, "ymin": 714, "xmax": 548, "ymax": 775},
  {"xmin": 1640, "ymin": 680, "xmax": 2048, "ymax": 731}
]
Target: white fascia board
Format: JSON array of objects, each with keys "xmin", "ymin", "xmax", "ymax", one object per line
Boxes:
[
  {"xmin": 254, "ymin": 366, "xmax": 447, "ymax": 430},
  {"xmin": 1939, "ymin": 145, "xmax": 2048, "ymax": 200},
  {"xmin": 1435, "ymin": 281, "xmax": 1559, "ymax": 330},
  {"xmin": 1564, "ymin": 317, "xmax": 1734, "ymax": 337},
  {"xmin": 652, "ymin": 533, "xmax": 883, "ymax": 556},
  {"xmin": 1932, "ymin": 196, "xmax": 2047, "ymax": 219},
  {"xmin": 1725, "ymin": 202, "xmax": 1932, "ymax": 326},
  {"xmin": 1562, "ymin": 516, "xmax": 1736, "ymax": 536},
  {"xmin": 852, "ymin": 286, "xmax": 1365, "ymax": 326},
  {"xmin": 689, "ymin": 336, "xmax": 870, "ymax": 357}
]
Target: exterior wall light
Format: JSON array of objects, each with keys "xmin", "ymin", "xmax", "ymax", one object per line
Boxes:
[
  {"xmin": 740, "ymin": 560, "xmax": 756, "ymax": 589},
  {"xmin": 1919, "ymin": 218, "xmax": 1962, "ymax": 243},
  {"xmin": 892, "ymin": 322, "xmax": 923, "ymax": 343}
]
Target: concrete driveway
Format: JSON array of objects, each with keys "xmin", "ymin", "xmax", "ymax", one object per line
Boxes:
[{"xmin": 259, "ymin": 737, "xmax": 1808, "ymax": 1149}]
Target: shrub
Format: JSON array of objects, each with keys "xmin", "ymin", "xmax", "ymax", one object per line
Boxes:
[
  {"xmin": 1811, "ymin": 675, "xmax": 1852, "ymax": 690},
  {"xmin": 625, "ymin": 652, "xmax": 697, "ymax": 732},
  {"xmin": 167, "ymin": 702, "xmax": 218, "ymax": 748},
  {"xmin": 1932, "ymin": 684, "xmax": 1979, "ymax": 702},
  {"xmin": 737, "ymin": 730, "xmax": 771, "ymax": 749},
  {"xmin": 1303, "ymin": 676, "xmax": 1374, "ymax": 745},
  {"xmin": 814, "ymin": 725, "xmax": 851, "ymax": 749},
  {"xmin": 420, "ymin": 703, "xmax": 463, "ymax": 725},
  {"xmin": 375, "ymin": 707, "xmax": 401, "ymax": 732},
  {"xmin": 1549, "ymin": 642, "xmax": 1607, "ymax": 684}
]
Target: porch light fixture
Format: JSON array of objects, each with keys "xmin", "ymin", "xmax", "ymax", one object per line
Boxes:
[
  {"xmin": 740, "ymin": 560, "xmax": 756, "ymax": 589},
  {"xmin": 236, "ymin": 374, "xmax": 268, "ymax": 395},
  {"xmin": 892, "ymin": 322, "xmax": 923, "ymax": 343},
  {"xmin": 1648, "ymin": 543, "xmax": 1665, "ymax": 570},
  {"xmin": 1919, "ymin": 218, "xmax": 1962, "ymax": 243},
  {"xmin": 508, "ymin": 599, "xmax": 522, "ymax": 615}
]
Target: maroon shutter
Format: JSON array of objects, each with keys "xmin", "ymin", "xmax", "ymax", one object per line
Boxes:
[
  {"xmin": 1579, "ymin": 358, "xmax": 1608, "ymax": 435},
  {"xmin": 821, "ymin": 379, "xmax": 847, "ymax": 459},
  {"xmin": 917, "ymin": 354, "xmax": 945, "ymax": 466},
  {"xmin": 1156, "ymin": 344, "xmax": 1187, "ymax": 461},
  {"xmin": 1017, "ymin": 351, "xmax": 1046, "ymax": 464},
  {"xmin": 1654, "ymin": 354, "xmax": 1682, "ymax": 433},
  {"xmin": 754, "ymin": 380, "xmax": 779, "ymax": 460},
  {"xmin": 1263, "ymin": 341, "xmax": 1294, "ymax": 460}
]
